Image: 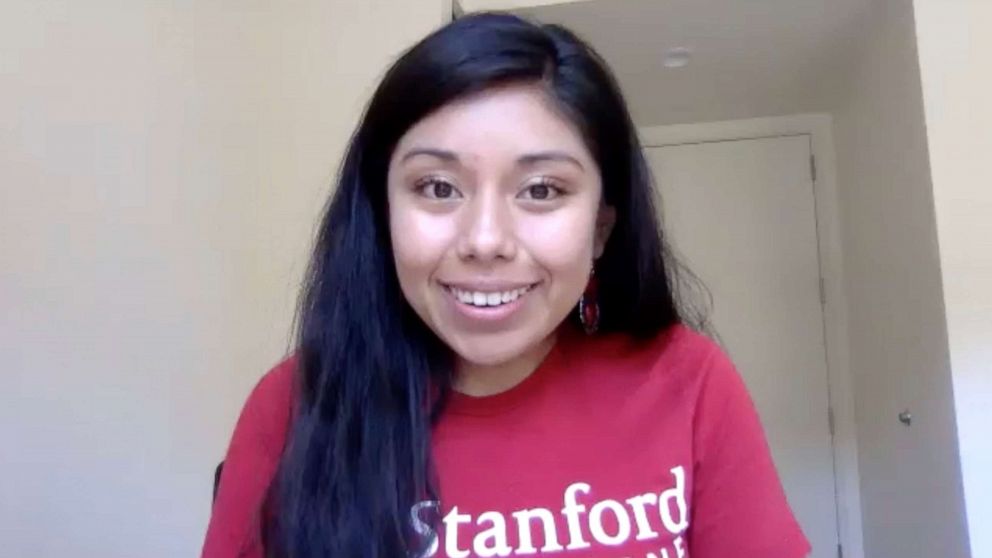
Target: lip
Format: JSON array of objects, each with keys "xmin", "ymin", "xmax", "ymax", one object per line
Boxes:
[
  {"xmin": 439, "ymin": 281, "xmax": 540, "ymax": 326},
  {"xmin": 441, "ymin": 280, "xmax": 539, "ymax": 291}
]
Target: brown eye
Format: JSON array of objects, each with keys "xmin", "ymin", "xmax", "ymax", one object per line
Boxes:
[
  {"xmin": 417, "ymin": 178, "xmax": 461, "ymax": 200},
  {"xmin": 529, "ymin": 183, "xmax": 550, "ymax": 200},
  {"xmin": 432, "ymin": 181, "xmax": 453, "ymax": 198},
  {"xmin": 519, "ymin": 179, "xmax": 563, "ymax": 201}
]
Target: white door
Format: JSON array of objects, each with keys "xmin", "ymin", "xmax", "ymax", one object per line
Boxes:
[{"xmin": 645, "ymin": 135, "xmax": 838, "ymax": 558}]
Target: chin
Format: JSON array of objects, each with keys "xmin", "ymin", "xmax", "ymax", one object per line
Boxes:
[{"xmin": 447, "ymin": 332, "xmax": 537, "ymax": 367}]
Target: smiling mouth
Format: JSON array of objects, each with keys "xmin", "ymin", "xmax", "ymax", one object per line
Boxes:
[{"xmin": 443, "ymin": 283, "xmax": 539, "ymax": 308}]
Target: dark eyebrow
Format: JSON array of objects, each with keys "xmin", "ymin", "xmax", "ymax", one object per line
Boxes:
[
  {"xmin": 400, "ymin": 148, "xmax": 459, "ymax": 164},
  {"xmin": 399, "ymin": 147, "xmax": 585, "ymax": 171},
  {"xmin": 517, "ymin": 151, "xmax": 585, "ymax": 171}
]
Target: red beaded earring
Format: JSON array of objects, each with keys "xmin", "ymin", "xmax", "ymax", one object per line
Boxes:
[{"xmin": 578, "ymin": 267, "xmax": 600, "ymax": 335}]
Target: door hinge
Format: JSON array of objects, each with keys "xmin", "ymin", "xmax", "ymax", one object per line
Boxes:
[
  {"xmin": 819, "ymin": 277, "xmax": 827, "ymax": 304},
  {"xmin": 810, "ymin": 154, "xmax": 817, "ymax": 182},
  {"xmin": 828, "ymin": 407, "xmax": 836, "ymax": 436}
]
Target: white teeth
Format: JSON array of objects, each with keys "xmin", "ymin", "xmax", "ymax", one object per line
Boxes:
[{"xmin": 448, "ymin": 285, "xmax": 533, "ymax": 307}]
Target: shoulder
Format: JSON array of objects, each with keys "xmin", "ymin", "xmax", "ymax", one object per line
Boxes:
[
  {"xmin": 590, "ymin": 323, "xmax": 749, "ymax": 414},
  {"xmin": 572, "ymin": 322, "xmax": 725, "ymax": 380},
  {"xmin": 554, "ymin": 323, "xmax": 733, "ymax": 410},
  {"xmin": 202, "ymin": 354, "xmax": 298, "ymax": 557},
  {"xmin": 251, "ymin": 353, "xmax": 296, "ymax": 407},
  {"xmin": 639, "ymin": 324, "xmax": 746, "ymax": 409},
  {"xmin": 233, "ymin": 353, "xmax": 297, "ymax": 452},
  {"xmin": 645, "ymin": 323, "xmax": 724, "ymax": 367}
]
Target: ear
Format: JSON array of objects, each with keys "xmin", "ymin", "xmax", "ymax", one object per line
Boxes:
[{"xmin": 593, "ymin": 204, "xmax": 616, "ymax": 259}]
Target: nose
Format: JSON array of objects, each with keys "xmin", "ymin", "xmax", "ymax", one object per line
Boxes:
[{"xmin": 456, "ymin": 188, "xmax": 517, "ymax": 262}]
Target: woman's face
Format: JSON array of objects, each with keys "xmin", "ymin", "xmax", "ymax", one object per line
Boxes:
[{"xmin": 387, "ymin": 83, "xmax": 614, "ymax": 368}]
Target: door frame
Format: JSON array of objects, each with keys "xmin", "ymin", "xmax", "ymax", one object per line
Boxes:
[{"xmin": 639, "ymin": 114, "xmax": 865, "ymax": 558}]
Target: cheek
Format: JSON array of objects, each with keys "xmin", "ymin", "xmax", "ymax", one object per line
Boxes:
[
  {"xmin": 521, "ymin": 209, "xmax": 597, "ymax": 287},
  {"xmin": 389, "ymin": 206, "xmax": 455, "ymax": 289}
]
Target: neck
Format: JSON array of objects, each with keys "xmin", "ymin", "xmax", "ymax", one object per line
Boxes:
[{"xmin": 453, "ymin": 332, "xmax": 557, "ymax": 397}]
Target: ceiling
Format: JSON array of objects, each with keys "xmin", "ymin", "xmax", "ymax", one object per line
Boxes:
[{"xmin": 482, "ymin": 0, "xmax": 874, "ymax": 126}]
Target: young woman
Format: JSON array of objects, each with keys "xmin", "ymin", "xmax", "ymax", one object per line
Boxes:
[{"xmin": 202, "ymin": 12, "xmax": 810, "ymax": 558}]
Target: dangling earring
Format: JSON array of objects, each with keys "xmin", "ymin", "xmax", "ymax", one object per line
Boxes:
[{"xmin": 579, "ymin": 266, "xmax": 600, "ymax": 335}]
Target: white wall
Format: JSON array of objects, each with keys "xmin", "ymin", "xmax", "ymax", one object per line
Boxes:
[
  {"xmin": 913, "ymin": 2, "xmax": 992, "ymax": 557},
  {"xmin": 0, "ymin": 1, "xmax": 446, "ymax": 556},
  {"xmin": 831, "ymin": 1, "xmax": 971, "ymax": 557}
]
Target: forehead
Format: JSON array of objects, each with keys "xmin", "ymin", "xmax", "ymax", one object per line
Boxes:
[{"xmin": 391, "ymin": 83, "xmax": 594, "ymax": 167}]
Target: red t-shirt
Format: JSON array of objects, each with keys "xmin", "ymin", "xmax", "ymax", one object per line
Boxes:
[{"xmin": 202, "ymin": 323, "xmax": 810, "ymax": 558}]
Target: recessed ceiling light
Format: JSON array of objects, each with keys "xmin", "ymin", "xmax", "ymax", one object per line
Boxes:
[{"xmin": 663, "ymin": 47, "xmax": 692, "ymax": 68}]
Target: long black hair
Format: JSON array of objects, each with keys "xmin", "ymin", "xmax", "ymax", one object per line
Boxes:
[{"xmin": 264, "ymin": 11, "xmax": 705, "ymax": 558}]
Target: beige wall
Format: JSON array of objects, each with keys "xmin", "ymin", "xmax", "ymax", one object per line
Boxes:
[
  {"xmin": 913, "ymin": 2, "xmax": 992, "ymax": 557},
  {"xmin": 457, "ymin": 0, "xmax": 577, "ymax": 11},
  {"xmin": 0, "ymin": 1, "xmax": 446, "ymax": 556},
  {"xmin": 831, "ymin": 0, "xmax": 971, "ymax": 556}
]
